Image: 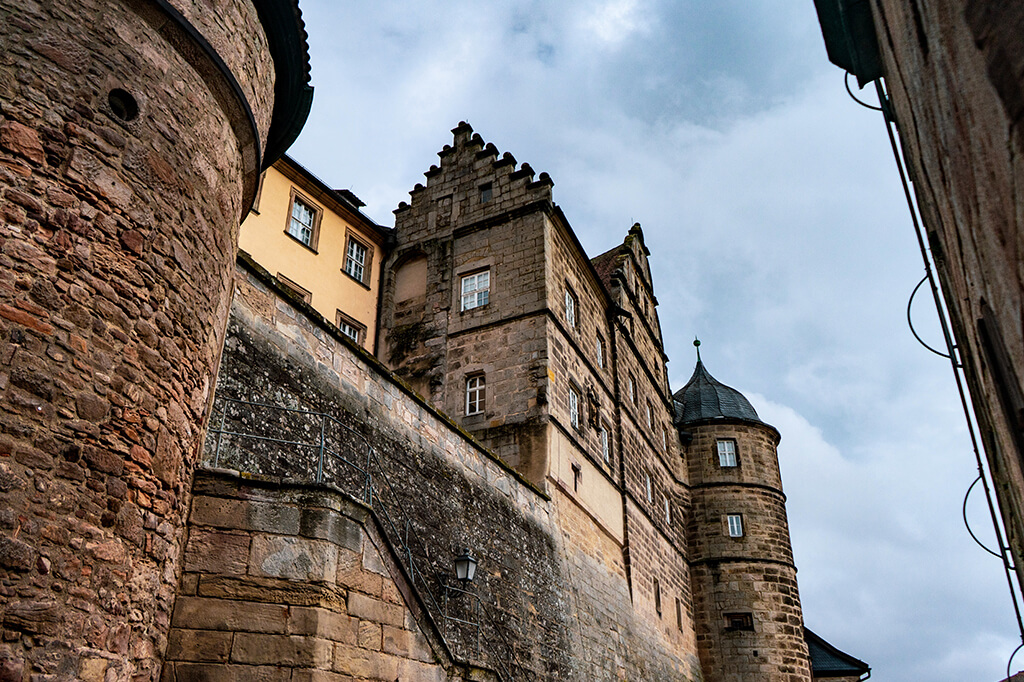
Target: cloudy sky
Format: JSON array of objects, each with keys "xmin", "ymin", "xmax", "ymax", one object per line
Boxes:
[{"xmin": 286, "ymin": 2, "xmax": 1017, "ymax": 679}]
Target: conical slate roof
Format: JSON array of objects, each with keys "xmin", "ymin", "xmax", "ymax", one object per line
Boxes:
[{"xmin": 673, "ymin": 360, "xmax": 761, "ymax": 425}]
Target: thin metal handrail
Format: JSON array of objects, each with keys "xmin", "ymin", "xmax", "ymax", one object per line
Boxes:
[{"xmin": 203, "ymin": 395, "xmax": 519, "ymax": 680}]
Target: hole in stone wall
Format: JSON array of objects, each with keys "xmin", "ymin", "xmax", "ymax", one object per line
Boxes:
[{"xmin": 108, "ymin": 89, "xmax": 139, "ymax": 122}]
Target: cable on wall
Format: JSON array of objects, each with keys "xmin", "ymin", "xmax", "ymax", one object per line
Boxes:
[{"xmin": 861, "ymin": 73, "xmax": 1024, "ymax": 648}]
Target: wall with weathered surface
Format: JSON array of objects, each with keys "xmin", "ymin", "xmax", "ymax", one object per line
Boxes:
[
  {"xmin": 212, "ymin": 257, "xmax": 704, "ymax": 680},
  {"xmin": 164, "ymin": 469, "xmax": 488, "ymax": 681},
  {"xmin": 685, "ymin": 421, "xmax": 809, "ymax": 682},
  {"xmin": 0, "ymin": 1, "xmax": 286, "ymax": 679},
  {"xmin": 867, "ymin": 0, "xmax": 1024, "ymax": 588}
]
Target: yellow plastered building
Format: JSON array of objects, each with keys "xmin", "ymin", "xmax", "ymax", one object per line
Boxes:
[{"xmin": 240, "ymin": 155, "xmax": 389, "ymax": 351}]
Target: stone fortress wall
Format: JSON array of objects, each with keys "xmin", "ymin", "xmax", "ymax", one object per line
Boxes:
[{"xmin": 0, "ymin": 1, "xmax": 307, "ymax": 679}]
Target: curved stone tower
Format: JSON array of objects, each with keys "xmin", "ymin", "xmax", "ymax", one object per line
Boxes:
[
  {"xmin": 0, "ymin": 2, "xmax": 310, "ymax": 679},
  {"xmin": 676, "ymin": 353, "xmax": 811, "ymax": 682}
]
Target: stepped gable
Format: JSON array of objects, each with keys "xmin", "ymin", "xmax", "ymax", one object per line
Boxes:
[
  {"xmin": 673, "ymin": 358, "xmax": 762, "ymax": 425},
  {"xmin": 394, "ymin": 121, "xmax": 553, "ymax": 216}
]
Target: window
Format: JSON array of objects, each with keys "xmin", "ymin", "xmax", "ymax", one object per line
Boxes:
[
  {"xmin": 662, "ymin": 427, "xmax": 668, "ymax": 451},
  {"xmin": 569, "ymin": 385, "xmax": 580, "ymax": 429},
  {"xmin": 600, "ymin": 425, "xmax": 611, "ymax": 464},
  {"xmin": 466, "ymin": 374, "xmax": 485, "ymax": 416},
  {"xmin": 335, "ymin": 311, "xmax": 366, "ymax": 346},
  {"xmin": 565, "ymin": 287, "xmax": 578, "ymax": 329},
  {"xmin": 596, "ymin": 335, "xmax": 605, "ymax": 368},
  {"xmin": 628, "ymin": 373, "xmax": 636, "ymax": 404},
  {"xmin": 344, "ymin": 236, "xmax": 370, "ymax": 283},
  {"xmin": 653, "ymin": 578, "xmax": 662, "ymax": 616},
  {"xmin": 571, "ymin": 462, "xmax": 581, "ymax": 492},
  {"xmin": 727, "ymin": 514, "xmax": 744, "ymax": 538},
  {"xmin": 287, "ymin": 193, "xmax": 319, "ymax": 248},
  {"xmin": 646, "ymin": 401, "xmax": 654, "ymax": 428},
  {"xmin": 676, "ymin": 598, "xmax": 684, "ymax": 632},
  {"xmin": 479, "ymin": 182, "xmax": 493, "ymax": 203},
  {"xmin": 725, "ymin": 612, "xmax": 754, "ymax": 632},
  {"xmin": 277, "ymin": 273, "xmax": 311, "ymax": 304},
  {"xmin": 645, "ymin": 473, "xmax": 653, "ymax": 503},
  {"xmin": 664, "ymin": 495, "xmax": 672, "ymax": 524},
  {"xmin": 461, "ymin": 270, "xmax": 490, "ymax": 311},
  {"xmin": 717, "ymin": 440, "xmax": 737, "ymax": 467}
]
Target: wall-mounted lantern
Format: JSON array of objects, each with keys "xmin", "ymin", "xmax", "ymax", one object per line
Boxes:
[{"xmin": 454, "ymin": 549, "xmax": 477, "ymax": 583}]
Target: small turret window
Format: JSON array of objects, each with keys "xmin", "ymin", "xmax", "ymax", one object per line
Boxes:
[
  {"xmin": 727, "ymin": 514, "xmax": 744, "ymax": 537},
  {"xmin": 717, "ymin": 440, "xmax": 737, "ymax": 467},
  {"xmin": 724, "ymin": 612, "xmax": 754, "ymax": 631},
  {"xmin": 654, "ymin": 578, "xmax": 662, "ymax": 617}
]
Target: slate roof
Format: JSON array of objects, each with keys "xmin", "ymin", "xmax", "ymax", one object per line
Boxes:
[
  {"xmin": 805, "ymin": 628, "xmax": 871, "ymax": 678},
  {"xmin": 673, "ymin": 360, "xmax": 761, "ymax": 425}
]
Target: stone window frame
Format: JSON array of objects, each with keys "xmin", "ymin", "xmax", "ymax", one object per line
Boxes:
[
  {"xmin": 465, "ymin": 373, "xmax": 486, "ymax": 416},
  {"xmin": 628, "ymin": 372, "xmax": 637, "ymax": 404},
  {"xmin": 460, "ymin": 268, "xmax": 491, "ymax": 312},
  {"xmin": 568, "ymin": 382, "xmax": 581, "ymax": 431},
  {"xmin": 664, "ymin": 494, "xmax": 672, "ymax": 524},
  {"xmin": 724, "ymin": 612, "xmax": 754, "ymax": 632},
  {"xmin": 646, "ymin": 400, "xmax": 654, "ymax": 429},
  {"xmin": 717, "ymin": 439, "xmax": 738, "ymax": 468},
  {"xmin": 676, "ymin": 598, "xmax": 684, "ymax": 632},
  {"xmin": 343, "ymin": 231, "xmax": 374, "ymax": 287},
  {"xmin": 276, "ymin": 273, "xmax": 312, "ymax": 304},
  {"xmin": 479, "ymin": 181, "xmax": 493, "ymax": 203},
  {"xmin": 645, "ymin": 472, "xmax": 653, "ymax": 503},
  {"xmin": 335, "ymin": 310, "xmax": 366, "ymax": 346},
  {"xmin": 571, "ymin": 462, "xmax": 582, "ymax": 493},
  {"xmin": 285, "ymin": 187, "xmax": 322, "ymax": 252},
  {"xmin": 596, "ymin": 334, "xmax": 606, "ymax": 369},
  {"xmin": 726, "ymin": 513, "xmax": 744, "ymax": 538},
  {"xmin": 662, "ymin": 426, "xmax": 668, "ymax": 452},
  {"xmin": 653, "ymin": 578, "xmax": 662, "ymax": 617},
  {"xmin": 564, "ymin": 284, "xmax": 579, "ymax": 331}
]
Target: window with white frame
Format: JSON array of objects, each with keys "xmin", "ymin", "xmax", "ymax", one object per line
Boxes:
[
  {"xmin": 628, "ymin": 373, "xmax": 636, "ymax": 404},
  {"xmin": 596, "ymin": 335, "xmax": 605, "ymax": 368},
  {"xmin": 460, "ymin": 270, "xmax": 490, "ymax": 311},
  {"xmin": 662, "ymin": 426, "xmax": 668, "ymax": 451},
  {"xmin": 664, "ymin": 495, "xmax": 672, "ymax": 524},
  {"xmin": 288, "ymin": 195, "xmax": 317, "ymax": 247},
  {"xmin": 727, "ymin": 514, "xmax": 744, "ymax": 538},
  {"xmin": 645, "ymin": 473, "xmax": 653, "ymax": 502},
  {"xmin": 569, "ymin": 385, "xmax": 580, "ymax": 429},
  {"xmin": 466, "ymin": 374, "xmax": 486, "ymax": 415},
  {"xmin": 565, "ymin": 287, "xmax": 578, "ymax": 329},
  {"xmin": 717, "ymin": 440, "xmax": 737, "ymax": 467},
  {"xmin": 601, "ymin": 424, "xmax": 611, "ymax": 464},
  {"xmin": 335, "ymin": 310, "xmax": 366, "ymax": 346},
  {"xmin": 344, "ymin": 237, "xmax": 369, "ymax": 283},
  {"xmin": 647, "ymin": 400, "xmax": 654, "ymax": 428}
]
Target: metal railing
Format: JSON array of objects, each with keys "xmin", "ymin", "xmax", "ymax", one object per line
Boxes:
[{"xmin": 204, "ymin": 395, "xmax": 518, "ymax": 680}]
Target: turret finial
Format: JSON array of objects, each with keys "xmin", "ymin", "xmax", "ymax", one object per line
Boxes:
[{"xmin": 694, "ymin": 337, "xmax": 701, "ymax": 362}]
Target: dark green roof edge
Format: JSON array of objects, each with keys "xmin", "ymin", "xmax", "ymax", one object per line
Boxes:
[
  {"xmin": 253, "ymin": 0, "xmax": 314, "ymax": 168},
  {"xmin": 805, "ymin": 627, "xmax": 871, "ymax": 677}
]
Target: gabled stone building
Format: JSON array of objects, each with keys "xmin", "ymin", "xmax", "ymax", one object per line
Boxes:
[{"xmin": 375, "ymin": 121, "xmax": 853, "ymax": 680}]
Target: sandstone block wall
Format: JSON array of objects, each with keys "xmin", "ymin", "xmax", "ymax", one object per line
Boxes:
[
  {"xmin": 213, "ymin": 259, "xmax": 705, "ymax": 680},
  {"xmin": 868, "ymin": 0, "xmax": 1024, "ymax": 589},
  {"xmin": 685, "ymin": 422, "xmax": 808, "ymax": 682},
  {"xmin": 164, "ymin": 470, "xmax": 470, "ymax": 682},
  {"xmin": 0, "ymin": 1, "xmax": 281, "ymax": 679}
]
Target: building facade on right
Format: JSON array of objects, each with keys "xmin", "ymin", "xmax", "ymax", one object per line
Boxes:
[{"xmin": 814, "ymin": 0, "xmax": 1024, "ymax": 607}]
